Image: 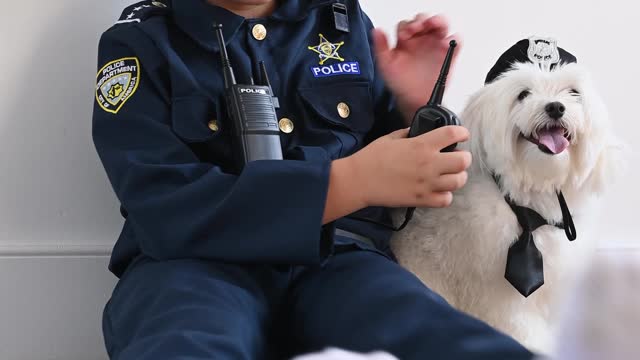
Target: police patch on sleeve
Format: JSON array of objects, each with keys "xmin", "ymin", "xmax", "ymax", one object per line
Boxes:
[{"xmin": 96, "ymin": 57, "xmax": 140, "ymax": 114}]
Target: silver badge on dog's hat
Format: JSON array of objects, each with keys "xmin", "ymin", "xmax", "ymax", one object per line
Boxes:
[{"xmin": 527, "ymin": 36, "xmax": 561, "ymax": 72}]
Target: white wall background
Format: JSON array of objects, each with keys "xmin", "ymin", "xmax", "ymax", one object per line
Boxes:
[
  {"xmin": 0, "ymin": 0, "xmax": 637, "ymax": 359},
  {"xmin": 362, "ymin": 0, "xmax": 639, "ymax": 247}
]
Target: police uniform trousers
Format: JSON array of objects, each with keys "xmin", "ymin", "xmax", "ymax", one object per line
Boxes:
[{"xmin": 102, "ymin": 235, "xmax": 533, "ymax": 360}]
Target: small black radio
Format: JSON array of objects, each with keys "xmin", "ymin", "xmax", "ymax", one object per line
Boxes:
[{"xmin": 214, "ymin": 24, "xmax": 283, "ymax": 173}]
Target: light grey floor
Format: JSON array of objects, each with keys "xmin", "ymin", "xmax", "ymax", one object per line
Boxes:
[{"xmin": 0, "ymin": 256, "xmax": 116, "ymax": 360}]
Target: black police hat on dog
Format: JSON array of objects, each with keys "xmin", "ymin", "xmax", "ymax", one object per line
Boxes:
[{"xmin": 485, "ymin": 36, "xmax": 577, "ymax": 84}]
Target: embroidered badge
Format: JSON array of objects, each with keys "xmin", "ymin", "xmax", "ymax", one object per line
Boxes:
[
  {"xmin": 96, "ymin": 57, "xmax": 140, "ymax": 114},
  {"xmin": 116, "ymin": 0, "xmax": 167, "ymax": 25},
  {"xmin": 527, "ymin": 36, "xmax": 561, "ymax": 72},
  {"xmin": 308, "ymin": 34, "xmax": 359, "ymax": 78},
  {"xmin": 308, "ymin": 34, "xmax": 344, "ymax": 65}
]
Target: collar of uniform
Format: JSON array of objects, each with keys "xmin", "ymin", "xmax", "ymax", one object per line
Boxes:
[
  {"xmin": 171, "ymin": 0, "xmax": 244, "ymax": 52},
  {"xmin": 270, "ymin": 0, "xmax": 334, "ymax": 21},
  {"xmin": 171, "ymin": 0, "xmax": 333, "ymax": 51}
]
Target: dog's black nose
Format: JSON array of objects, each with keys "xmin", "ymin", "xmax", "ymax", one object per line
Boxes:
[{"xmin": 545, "ymin": 101, "xmax": 566, "ymax": 120}]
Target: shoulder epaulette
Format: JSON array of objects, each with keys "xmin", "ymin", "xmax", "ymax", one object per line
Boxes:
[{"xmin": 115, "ymin": 0, "xmax": 170, "ymax": 25}]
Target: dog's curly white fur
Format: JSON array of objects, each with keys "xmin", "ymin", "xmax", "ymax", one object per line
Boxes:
[{"xmin": 391, "ymin": 62, "xmax": 624, "ymax": 353}]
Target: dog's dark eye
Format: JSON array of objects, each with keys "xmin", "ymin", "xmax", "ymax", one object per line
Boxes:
[
  {"xmin": 569, "ymin": 89, "xmax": 581, "ymax": 96},
  {"xmin": 518, "ymin": 90, "xmax": 531, "ymax": 101}
]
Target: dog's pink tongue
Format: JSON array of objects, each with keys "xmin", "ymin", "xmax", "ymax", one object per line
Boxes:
[{"xmin": 537, "ymin": 127, "xmax": 569, "ymax": 154}]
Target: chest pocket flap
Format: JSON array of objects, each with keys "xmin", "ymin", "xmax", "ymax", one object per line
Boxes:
[
  {"xmin": 171, "ymin": 95, "xmax": 221, "ymax": 143},
  {"xmin": 298, "ymin": 81, "xmax": 374, "ymax": 134}
]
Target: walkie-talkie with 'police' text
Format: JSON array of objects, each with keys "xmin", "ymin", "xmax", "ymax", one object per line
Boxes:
[{"xmin": 214, "ymin": 24, "xmax": 283, "ymax": 173}]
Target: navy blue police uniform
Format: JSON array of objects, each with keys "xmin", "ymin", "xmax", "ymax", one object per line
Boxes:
[{"xmin": 93, "ymin": 0, "xmax": 534, "ymax": 359}]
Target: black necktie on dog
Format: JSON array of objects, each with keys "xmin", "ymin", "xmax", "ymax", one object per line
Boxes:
[{"xmin": 494, "ymin": 175, "xmax": 577, "ymax": 297}]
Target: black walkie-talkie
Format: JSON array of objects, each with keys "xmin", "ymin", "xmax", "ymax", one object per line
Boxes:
[
  {"xmin": 392, "ymin": 40, "xmax": 461, "ymax": 230},
  {"xmin": 214, "ymin": 24, "xmax": 283, "ymax": 173},
  {"xmin": 349, "ymin": 40, "xmax": 461, "ymax": 232},
  {"xmin": 408, "ymin": 40, "xmax": 460, "ymax": 149}
]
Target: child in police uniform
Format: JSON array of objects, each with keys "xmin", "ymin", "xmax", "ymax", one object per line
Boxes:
[{"xmin": 93, "ymin": 0, "xmax": 534, "ymax": 359}]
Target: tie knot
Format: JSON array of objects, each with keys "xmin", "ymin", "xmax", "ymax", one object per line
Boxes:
[{"xmin": 508, "ymin": 201, "xmax": 554, "ymax": 232}]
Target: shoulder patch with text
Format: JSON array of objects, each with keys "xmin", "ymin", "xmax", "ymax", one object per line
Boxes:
[{"xmin": 96, "ymin": 57, "xmax": 140, "ymax": 114}]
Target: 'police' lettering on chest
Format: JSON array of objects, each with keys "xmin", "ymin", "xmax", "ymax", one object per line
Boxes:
[{"xmin": 311, "ymin": 62, "xmax": 360, "ymax": 78}]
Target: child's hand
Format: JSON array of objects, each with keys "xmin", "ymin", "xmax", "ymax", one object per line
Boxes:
[
  {"xmin": 372, "ymin": 14, "xmax": 462, "ymax": 122},
  {"xmin": 348, "ymin": 125, "xmax": 471, "ymax": 208}
]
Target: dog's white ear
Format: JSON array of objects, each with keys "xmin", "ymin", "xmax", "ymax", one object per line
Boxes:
[
  {"xmin": 573, "ymin": 71, "xmax": 629, "ymax": 194},
  {"xmin": 460, "ymin": 88, "xmax": 496, "ymax": 173}
]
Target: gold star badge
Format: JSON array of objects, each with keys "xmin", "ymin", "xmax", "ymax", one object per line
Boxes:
[{"xmin": 308, "ymin": 34, "xmax": 345, "ymax": 65}]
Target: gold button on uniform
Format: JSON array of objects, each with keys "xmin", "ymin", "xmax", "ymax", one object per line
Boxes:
[
  {"xmin": 279, "ymin": 118, "xmax": 294, "ymax": 133},
  {"xmin": 252, "ymin": 24, "xmax": 267, "ymax": 41},
  {"xmin": 337, "ymin": 102, "xmax": 350, "ymax": 119},
  {"xmin": 207, "ymin": 120, "xmax": 219, "ymax": 132}
]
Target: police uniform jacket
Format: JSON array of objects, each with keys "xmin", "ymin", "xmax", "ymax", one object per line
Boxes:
[{"xmin": 93, "ymin": 0, "xmax": 406, "ymax": 277}]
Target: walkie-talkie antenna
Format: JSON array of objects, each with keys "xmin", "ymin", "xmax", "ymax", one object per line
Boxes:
[
  {"xmin": 259, "ymin": 61, "xmax": 279, "ymax": 108},
  {"xmin": 258, "ymin": 61, "xmax": 272, "ymax": 90},
  {"xmin": 213, "ymin": 24, "xmax": 236, "ymax": 89},
  {"xmin": 428, "ymin": 40, "xmax": 457, "ymax": 106}
]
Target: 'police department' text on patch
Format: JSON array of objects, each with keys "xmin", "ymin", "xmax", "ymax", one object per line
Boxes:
[
  {"xmin": 96, "ymin": 57, "xmax": 140, "ymax": 114},
  {"xmin": 311, "ymin": 62, "xmax": 360, "ymax": 78}
]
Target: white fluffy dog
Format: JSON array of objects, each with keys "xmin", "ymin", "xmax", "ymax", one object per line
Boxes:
[{"xmin": 391, "ymin": 37, "xmax": 624, "ymax": 353}]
